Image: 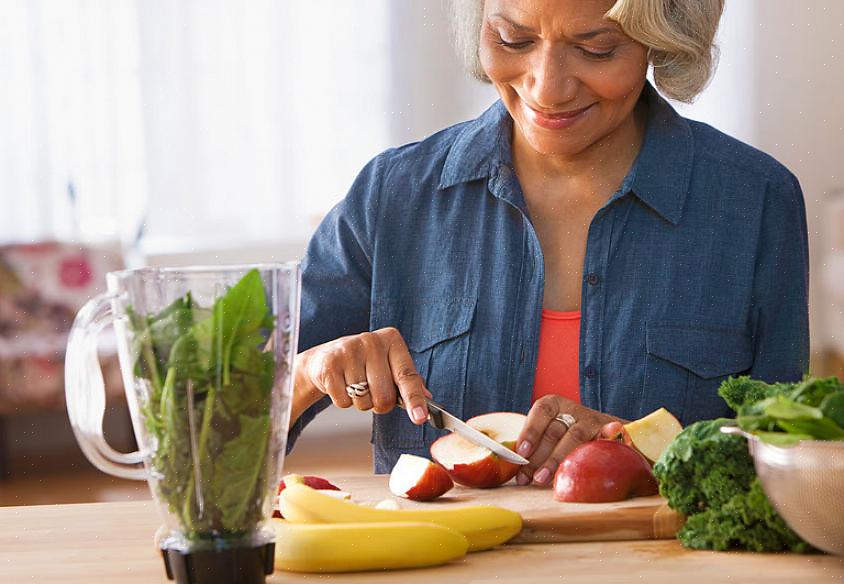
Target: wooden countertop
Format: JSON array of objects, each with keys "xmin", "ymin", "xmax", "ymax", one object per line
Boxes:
[{"xmin": 2, "ymin": 499, "xmax": 843, "ymax": 584}]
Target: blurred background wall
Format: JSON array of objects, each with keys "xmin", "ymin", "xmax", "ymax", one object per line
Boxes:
[{"xmin": 0, "ymin": 0, "xmax": 843, "ymax": 492}]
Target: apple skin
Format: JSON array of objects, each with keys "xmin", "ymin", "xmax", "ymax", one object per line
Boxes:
[{"xmin": 553, "ymin": 440, "xmax": 659, "ymax": 503}]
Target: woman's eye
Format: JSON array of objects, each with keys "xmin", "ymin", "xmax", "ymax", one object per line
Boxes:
[
  {"xmin": 578, "ymin": 47, "xmax": 616, "ymax": 60},
  {"xmin": 496, "ymin": 39, "xmax": 533, "ymax": 50}
]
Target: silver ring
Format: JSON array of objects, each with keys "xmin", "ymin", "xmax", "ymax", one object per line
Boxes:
[
  {"xmin": 555, "ymin": 413, "xmax": 576, "ymax": 430},
  {"xmin": 345, "ymin": 381, "xmax": 370, "ymax": 399}
]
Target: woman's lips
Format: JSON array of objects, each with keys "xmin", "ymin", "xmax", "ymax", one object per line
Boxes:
[{"xmin": 523, "ymin": 102, "xmax": 594, "ymax": 130}]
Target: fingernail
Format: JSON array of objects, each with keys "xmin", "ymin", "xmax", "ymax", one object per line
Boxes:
[
  {"xmin": 517, "ymin": 440, "xmax": 532, "ymax": 456},
  {"xmin": 412, "ymin": 406, "xmax": 427, "ymax": 423},
  {"xmin": 516, "ymin": 473, "xmax": 530, "ymax": 486},
  {"xmin": 533, "ymin": 467, "xmax": 551, "ymax": 484}
]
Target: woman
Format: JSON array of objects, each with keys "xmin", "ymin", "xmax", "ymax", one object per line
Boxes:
[{"xmin": 287, "ymin": 0, "xmax": 809, "ymax": 487}]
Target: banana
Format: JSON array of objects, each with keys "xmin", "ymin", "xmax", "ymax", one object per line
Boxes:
[
  {"xmin": 278, "ymin": 483, "xmax": 522, "ymax": 552},
  {"xmin": 272, "ymin": 519, "xmax": 468, "ymax": 572}
]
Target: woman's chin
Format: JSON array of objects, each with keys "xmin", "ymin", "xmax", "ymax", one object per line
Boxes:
[{"xmin": 520, "ymin": 135, "xmax": 591, "ymax": 157}]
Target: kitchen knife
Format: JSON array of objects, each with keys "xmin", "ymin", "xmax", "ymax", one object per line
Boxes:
[{"xmin": 396, "ymin": 394, "xmax": 529, "ymax": 465}]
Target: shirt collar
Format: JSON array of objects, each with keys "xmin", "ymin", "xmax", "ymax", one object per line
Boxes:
[
  {"xmin": 438, "ymin": 83, "xmax": 694, "ymax": 226},
  {"xmin": 437, "ymin": 100, "xmax": 512, "ymax": 190}
]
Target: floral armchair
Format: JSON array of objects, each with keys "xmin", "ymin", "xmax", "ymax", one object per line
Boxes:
[{"xmin": 0, "ymin": 242, "xmax": 125, "ymax": 476}]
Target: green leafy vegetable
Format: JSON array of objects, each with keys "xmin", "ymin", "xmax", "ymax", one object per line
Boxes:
[
  {"xmin": 132, "ymin": 269, "xmax": 276, "ymax": 540},
  {"xmin": 820, "ymin": 391, "xmax": 844, "ymax": 428},
  {"xmin": 655, "ymin": 374, "xmax": 844, "ymax": 553},
  {"xmin": 652, "ymin": 419, "xmax": 755, "ymax": 515},
  {"xmin": 677, "ymin": 480, "xmax": 811, "ymax": 553},
  {"xmin": 654, "ymin": 416, "xmax": 811, "ymax": 553},
  {"xmin": 724, "ymin": 376, "xmax": 844, "ymax": 444}
]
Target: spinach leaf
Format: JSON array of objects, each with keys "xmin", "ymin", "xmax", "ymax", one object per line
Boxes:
[
  {"xmin": 211, "ymin": 414, "xmax": 271, "ymax": 533},
  {"xmin": 129, "ymin": 269, "xmax": 276, "ymax": 540}
]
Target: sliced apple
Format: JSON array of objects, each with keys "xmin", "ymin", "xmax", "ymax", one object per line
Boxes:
[
  {"xmin": 623, "ymin": 407, "xmax": 683, "ymax": 463},
  {"xmin": 389, "ymin": 454, "xmax": 454, "ymax": 501},
  {"xmin": 278, "ymin": 474, "xmax": 341, "ymax": 494},
  {"xmin": 430, "ymin": 412, "xmax": 526, "ymax": 488},
  {"xmin": 274, "ymin": 474, "xmax": 342, "ymax": 518}
]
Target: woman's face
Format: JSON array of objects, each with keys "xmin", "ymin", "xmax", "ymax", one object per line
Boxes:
[{"xmin": 479, "ymin": 0, "xmax": 649, "ymax": 157}]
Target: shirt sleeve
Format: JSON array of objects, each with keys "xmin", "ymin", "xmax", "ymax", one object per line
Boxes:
[
  {"xmin": 286, "ymin": 154, "xmax": 386, "ymax": 453},
  {"xmin": 749, "ymin": 171, "xmax": 810, "ymax": 383}
]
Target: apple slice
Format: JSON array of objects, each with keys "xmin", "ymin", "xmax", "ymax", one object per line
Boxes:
[
  {"xmin": 623, "ymin": 408, "xmax": 683, "ymax": 463},
  {"xmin": 278, "ymin": 474, "xmax": 341, "ymax": 494},
  {"xmin": 275, "ymin": 474, "xmax": 342, "ymax": 518},
  {"xmin": 389, "ymin": 454, "xmax": 454, "ymax": 501},
  {"xmin": 430, "ymin": 412, "xmax": 526, "ymax": 488}
]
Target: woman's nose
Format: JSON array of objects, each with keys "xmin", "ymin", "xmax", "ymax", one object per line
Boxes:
[{"xmin": 528, "ymin": 46, "xmax": 579, "ymax": 109}]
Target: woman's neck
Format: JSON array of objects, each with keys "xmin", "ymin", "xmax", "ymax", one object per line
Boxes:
[{"xmin": 512, "ymin": 101, "xmax": 647, "ymax": 201}]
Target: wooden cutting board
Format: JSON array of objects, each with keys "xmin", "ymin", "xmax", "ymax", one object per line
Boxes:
[{"xmin": 333, "ymin": 475, "xmax": 685, "ymax": 544}]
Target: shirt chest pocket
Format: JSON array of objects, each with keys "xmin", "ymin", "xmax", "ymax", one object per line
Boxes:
[
  {"xmin": 640, "ymin": 322, "xmax": 754, "ymax": 425},
  {"xmin": 370, "ymin": 297, "xmax": 477, "ymax": 449}
]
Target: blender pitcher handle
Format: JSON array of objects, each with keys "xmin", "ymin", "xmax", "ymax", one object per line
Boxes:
[{"xmin": 65, "ymin": 292, "xmax": 147, "ymax": 480}]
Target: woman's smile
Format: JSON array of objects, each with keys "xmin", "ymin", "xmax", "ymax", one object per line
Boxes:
[{"xmin": 522, "ymin": 101, "xmax": 596, "ymax": 131}]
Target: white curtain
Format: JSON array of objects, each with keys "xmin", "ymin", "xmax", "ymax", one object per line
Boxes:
[{"xmin": 0, "ymin": 0, "xmax": 390, "ymax": 250}]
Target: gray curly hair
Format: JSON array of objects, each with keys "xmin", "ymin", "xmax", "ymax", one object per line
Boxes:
[{"xmin": 451, "ymin": 0, "xmax": 725, "ymax": 103}]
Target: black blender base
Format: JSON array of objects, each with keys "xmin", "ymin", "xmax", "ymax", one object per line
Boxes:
[{"xmin": 161, "ymin": 542, "xmax": 275, "ymax": 584}]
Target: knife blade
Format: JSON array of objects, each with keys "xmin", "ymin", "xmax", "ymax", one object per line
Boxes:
[{"xmin": 396, "ymin": 394, "xmax": 529, "ymax": 465}]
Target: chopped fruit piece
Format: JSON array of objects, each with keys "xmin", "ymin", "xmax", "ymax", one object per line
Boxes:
[
  {"xmin": 430, "ymin": 412, "xmax": 526, "ymax": 488},
  {"xmin": 623, "ymin": 408, "xmax": 683, "ymax": 463},
  {"xmin": 389, "ymin": 454, "xmax": 454, "ymax": 501}
]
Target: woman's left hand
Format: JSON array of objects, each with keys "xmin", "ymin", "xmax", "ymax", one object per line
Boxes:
[{"xmin": 514, "ymin": 396, "xmax": 626, "ymax": 486}]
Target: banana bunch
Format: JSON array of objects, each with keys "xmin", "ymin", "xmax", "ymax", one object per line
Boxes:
[{"xmin": 273, "ymin": 483, "xmax": 523, "ymax": 573}]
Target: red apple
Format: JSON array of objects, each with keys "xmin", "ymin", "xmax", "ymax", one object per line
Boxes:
[
  {"xmin": 274, "ymin": 474, "xmax": 341, "ymax": 517},
  {"xmin": 430, "ymin": 412, "xmax": 526, "ymax": 488},
  {"xmin": 553, "ymin": 440, "xmax": 658, "ymax": 503},
  {"xmin": 623, "ymin": 407, "xmax": 683, "ymax": 464},
  {"xmin": 389, "ymin": 454, "xmax": 454, "ymax": 501}
]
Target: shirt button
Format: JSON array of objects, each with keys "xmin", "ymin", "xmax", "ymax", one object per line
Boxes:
[
  {"xmin": 586, "ymin": 273, "xmax": 600, "ymax": 286},
  {"xmin": 584, "ymin": 366, "xmax": 597, "ymax": 379}
]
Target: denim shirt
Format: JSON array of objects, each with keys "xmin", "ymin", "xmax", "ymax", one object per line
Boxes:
[{"xmin": 288, "ymin": 83, "xmax": 809, "ymax": 474}]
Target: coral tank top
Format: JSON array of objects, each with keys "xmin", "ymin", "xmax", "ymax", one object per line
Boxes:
[{"xmin": 532, "ymin": 309, "xmax": 581, "ymax": 404}]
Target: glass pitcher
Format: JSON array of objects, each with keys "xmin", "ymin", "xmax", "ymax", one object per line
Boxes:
[{"xmin": 65, "ymin": 263, "xmax": 300, "ymax": 584}]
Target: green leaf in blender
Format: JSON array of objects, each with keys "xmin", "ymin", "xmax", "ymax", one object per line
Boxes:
[{"xmin": 130, "ymin": 268, "xmax": 276, "ymax": 540}]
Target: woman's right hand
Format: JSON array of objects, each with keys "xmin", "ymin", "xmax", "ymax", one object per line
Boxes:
[{"xmin": 292, "ymin": 327, "xmax": 431, "ymax": 426}]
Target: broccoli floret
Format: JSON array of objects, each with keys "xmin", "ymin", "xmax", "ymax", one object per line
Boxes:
[
  {"xmin": 678, "ymin": 480, "xmax": 812, "ymax": 553},
  {"xmin": 653, "ymin": 419, "xmax": 755, "ymax": 515}
]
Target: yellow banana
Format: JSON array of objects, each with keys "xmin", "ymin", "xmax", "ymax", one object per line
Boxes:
[
  {"xmin": 278, "ymin": 483, "xmax": 522, "ymax": 552},
  {"xmin": 272, "ymin": 519, "xmax": 468, "ymax": 573}
]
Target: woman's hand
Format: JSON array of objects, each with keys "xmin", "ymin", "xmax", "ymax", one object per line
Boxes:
[
  {"xmin": 514, "ymin": 396, "xmax": 625, "ymax": 486},
  {"xmin": 291, "ymin": 327, "xmax": 431, "ymax": 426}
]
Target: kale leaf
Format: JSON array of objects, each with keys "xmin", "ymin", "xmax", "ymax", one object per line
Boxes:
[
  {"xmin": 678, "ymin": 480, "xmax": 811, "ymax": 553},
  {"xmin": 653, "ymin": 419, "xmax": 755, "ymax": 516},
  {"xmin": 654, "ymin": 375, "xmax": 844, "ymax": 553}
]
